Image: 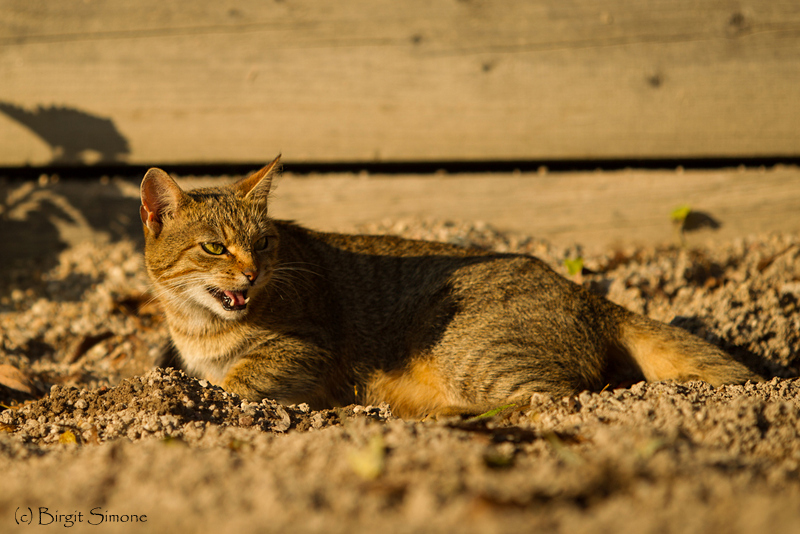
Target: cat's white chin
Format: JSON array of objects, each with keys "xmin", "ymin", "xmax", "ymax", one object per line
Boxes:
[
  {"xmin": 216, "ymin": 307, "xmax": 249, "ymax": 320},
  {"xmin": 205, "ymin": 299, "xmax": 250, "ymax": 320}
]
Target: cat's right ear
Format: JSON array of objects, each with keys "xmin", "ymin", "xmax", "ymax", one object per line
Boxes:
[{"xmin": 140, "ymin": 168, "xmax": 185, "ymax": 237}]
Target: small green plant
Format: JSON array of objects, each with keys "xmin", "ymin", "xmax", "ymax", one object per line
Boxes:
[
  {"xmin": 670, "ymin": 204, "xmax": 692, "ymax": 225},
  {"xmin": 563, "ymin": 257, "xmax": 584, "ymax": 277},
  {"xmin": 464, "ymin": 403, "xmax": 518, "ymax": 424},
  {"xmin": 670, "ymin": 204, "xmax": 692, "ymax": 247}
]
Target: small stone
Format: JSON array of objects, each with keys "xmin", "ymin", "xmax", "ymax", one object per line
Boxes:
[
  {"xmin": 272, "ymin": 405, "xmax": 291, "ymax": 432},
  {"xmin": 310, "ymin": 413, "xmax": 325, "ymax": 429},
  {"xmin": 562, "ymin": 396, "xmax": 579, "ymax": 412},
  {"xmin": 238, "ymin": 415, "xmax": 255, "ymax": 427}
]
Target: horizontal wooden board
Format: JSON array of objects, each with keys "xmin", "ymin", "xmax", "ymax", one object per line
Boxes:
[
  {"xmin": 4, "ymin": 166, "xmax": 800, "ymax": 266},
  {"xmin": 1, "ymin": 0, "xmax": 799, "ymax": 166},
  {"xmin": 264, "ymin": 166, "xmax": 800, "ymax": 253}
]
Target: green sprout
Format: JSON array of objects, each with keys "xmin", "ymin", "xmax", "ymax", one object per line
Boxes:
[
  {"xmin": 563, "ymin": 257, "xmax": 584, "ymax": 277},
  {"xmin": 670, "ymin": 204, "xmax": 692, "ymax": 224},
  {"xmin": 464, "ymin": 403, "xmax": 518, "ymax": 424},
  {"xmin": 671, "ymin": 204, "xmax": 692, "ymax": 247}
]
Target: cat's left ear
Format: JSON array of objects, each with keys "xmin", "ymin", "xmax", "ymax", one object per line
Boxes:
[
  {"xmin": 140, "ymin": 168, "xmax": 186, "ymax": 237},
  {"xmin": 236, "ymin": 154, "xmax": 281, "ymax": 205}
]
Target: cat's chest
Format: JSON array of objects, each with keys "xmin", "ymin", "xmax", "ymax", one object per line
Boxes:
[{"xmin": 168, "ymin": 321, "xmax": 256, "ymax": 383}]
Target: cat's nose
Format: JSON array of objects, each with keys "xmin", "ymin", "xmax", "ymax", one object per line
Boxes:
[{"xmin": 242, "ymin": 270, "xmax": 258, "ymax": 285}]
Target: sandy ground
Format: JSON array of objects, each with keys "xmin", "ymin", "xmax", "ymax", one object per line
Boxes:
[{"xmin": 1, "ymin": 171, "xmax": 800, "ymax": 533}]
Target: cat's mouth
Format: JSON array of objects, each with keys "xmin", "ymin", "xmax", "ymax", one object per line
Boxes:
[{"xmin": 207, "ymin": 287, "xmax": 249, "ymax": 311}]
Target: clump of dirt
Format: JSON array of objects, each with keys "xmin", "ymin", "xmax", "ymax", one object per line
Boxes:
[
  {"xmin": 1, "ymin": 368, "xmax": 393, "ymax": 447},
  {"xmin": 3, "ymin": 369, "xmax": 800, "ymax": 533}
]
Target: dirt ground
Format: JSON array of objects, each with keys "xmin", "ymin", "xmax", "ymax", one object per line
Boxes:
[{"xmin": 2, "ymin": 170, "xmax": 800, "ymax": 533}]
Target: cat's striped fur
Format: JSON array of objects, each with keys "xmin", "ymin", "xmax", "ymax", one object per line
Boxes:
[{"xmin": 140, "ymin": 156, "xmax": 760, "ymax": 418}]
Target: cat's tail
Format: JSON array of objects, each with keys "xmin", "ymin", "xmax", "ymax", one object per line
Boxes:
[{"xmin": 608, "ymin": 306, "xmax": 762, "ymax": 387}]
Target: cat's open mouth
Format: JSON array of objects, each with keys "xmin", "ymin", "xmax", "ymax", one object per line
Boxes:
[{"xmin": 207, "ymin": 287, "xmax": 249, "ymax": 311}]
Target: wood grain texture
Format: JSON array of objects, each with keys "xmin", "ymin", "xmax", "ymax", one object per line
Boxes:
[{"xmin": 1, "ymin": 0, "xmax": 799, "ymax": 165}]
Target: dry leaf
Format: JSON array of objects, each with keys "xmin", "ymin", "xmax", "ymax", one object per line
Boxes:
[
  {"xmin": 0, "ymin": 364, "xmax": 34, "ymax": 395},
  {"xmin": 59, "ymin": 430, "xmax": 78, "ymax": 445}
]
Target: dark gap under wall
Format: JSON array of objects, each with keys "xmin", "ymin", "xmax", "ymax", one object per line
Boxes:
[{"xmin": 1, "ymin": 156, "xmax": 799, "ymax": 180}]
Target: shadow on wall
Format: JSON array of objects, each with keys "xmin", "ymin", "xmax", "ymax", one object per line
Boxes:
[
  {"xmin": 0, "ymin": 101, "xmax": 130, "ymax": 164},
  {"xmin": 683, "ymin": 211, "xmax": 721, "ymax": 233}
]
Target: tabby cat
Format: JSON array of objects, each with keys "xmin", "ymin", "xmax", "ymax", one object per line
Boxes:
[{"xmin": 140, "ymin": 156, "xmax": 760, "ymax": 418}]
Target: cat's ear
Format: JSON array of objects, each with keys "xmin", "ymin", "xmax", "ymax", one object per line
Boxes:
[
  {"xmin": 140, "ymin": 168, "xmax": 186, "ymax": 237},
  {"xmin": 235, "ymin": 154, "xmax": 281, "ymax": 204}
]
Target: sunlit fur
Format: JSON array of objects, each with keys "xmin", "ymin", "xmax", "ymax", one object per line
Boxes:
[{"xmin": 141, "ymin": 156, "xmax": 761, "ymax": 418}]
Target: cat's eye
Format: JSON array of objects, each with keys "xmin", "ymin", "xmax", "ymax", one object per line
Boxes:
[
  {"xmin": 254, "ymin": 236, "xmax": 269, "ymax": 251},
  {"xmin": 201, "ymin": 242, "xmax": 226, "ymax": 255}
]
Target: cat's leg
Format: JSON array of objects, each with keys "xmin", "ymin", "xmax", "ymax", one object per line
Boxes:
[
  {"xmin": 220, "ymin": 337, "xmax": 342, "ymax": 409},
  {"xmin": 428, "ymin": 313, "xmax": 608, "ymax": 412},
  {"xmin": 362, "ymin": 352, "xmax": 583, "ymax": 419},
  {"xmin": 363, "ymin": 358, "xmax": 461, "ymax": 418}
]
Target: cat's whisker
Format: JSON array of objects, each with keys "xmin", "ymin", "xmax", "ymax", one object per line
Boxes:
[
  {"xmin": 271, "ymin": 273, "xmax": 313, "ymax": 298},
  {"xmin": 275, "ymin": 261, "xmax": 326, "ymax": 277},
  {"xmin": 271, "ymin": 266, "xmax": 318, "ymax": 290},
  {"xmin": 266, "ymin": 280, "xmax": 289, "ymax": 302},
  {"xmin": 269, "ymin": 278, "xmax": 311, "ymax": 298},
  {"xmin": 146, "ymin": 277, "xmax": 211, "ymax": 305},
  {"xmin": 268, "ymin": 273, "xmax": 303, "ymax": 301}
]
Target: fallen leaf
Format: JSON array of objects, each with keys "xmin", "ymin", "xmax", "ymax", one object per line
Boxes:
[
  {"xmin": 349, "ymin": 434, "xmax": 386, "ymax": 480},
  {"xmin": 59, "ymin": 429, "xmax": 78, "ymax": 445},
  {"xmin": 0, "ymin": 364, "xmax": 34, "ymax": 395}
]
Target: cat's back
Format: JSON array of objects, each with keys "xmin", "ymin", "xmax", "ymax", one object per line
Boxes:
[
  {"xmin": 276, "ymin": 220, "xmax": 486, "ymax": 259},
  {"xmin": 274, "ymin": 220, "xmax": 573, "ymax": 317},
  {"xmin": 276, "ymin": 220, "xmax": 532, "ymax": 287}
]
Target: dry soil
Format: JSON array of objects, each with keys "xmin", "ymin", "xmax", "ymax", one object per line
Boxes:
[{"xmin": 1, "ymin": 174, "xmax": 800, "ymax": 533}]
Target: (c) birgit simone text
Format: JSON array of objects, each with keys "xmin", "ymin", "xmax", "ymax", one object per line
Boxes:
[{"xmin": 15, "ymin": 507, "xmax": 147, "ymax": 527}]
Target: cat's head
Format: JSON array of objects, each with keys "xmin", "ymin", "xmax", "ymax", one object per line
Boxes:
[{"xmin": 139, "ymin": 156, "xmax": 281, "ymax": 320}]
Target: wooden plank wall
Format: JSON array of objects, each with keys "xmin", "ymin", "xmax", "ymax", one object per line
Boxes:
[{"xmin": 1, "ymin": 0, "xmax": 799, "ymax": 166}]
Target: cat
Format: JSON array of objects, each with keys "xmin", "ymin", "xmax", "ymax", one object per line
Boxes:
[{"xmin": 140, "ymin": 156, "xmax": 761, "ymax": 418}]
